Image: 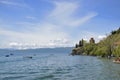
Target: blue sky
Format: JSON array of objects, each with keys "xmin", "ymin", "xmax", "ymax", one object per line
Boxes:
[{"xmin": 0, "ymin": 0, "xmax": 120, "ymax": 48}]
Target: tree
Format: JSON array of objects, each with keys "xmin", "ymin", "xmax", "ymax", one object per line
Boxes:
[
  {"xmin": 95, "ymin": 46, "xmax": 108, "ymax": 57},
  {"xmin": 79, "ymin": 40, "xmax": 83, "ymax": 47},
  {"xmin": 75, "ymin": 44, "xmax": 79, "ymax": 48},
  {"xmin": 98, "ymin": 35, "xmax": 114, "ymax": 57},
  {"xmin": 84, "ymin": 43, "xmax": 96, "ymax": 55},
  {"xmin": 113, "ymin": 45, "xmax": 120, "ymax": 57}
]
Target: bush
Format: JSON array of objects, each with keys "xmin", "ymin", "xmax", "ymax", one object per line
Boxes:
[{"xmin": 113, "ymin": 45, "xmax": 120, "ymax": 57}]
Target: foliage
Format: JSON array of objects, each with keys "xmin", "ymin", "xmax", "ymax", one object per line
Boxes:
[
  {"xmin": 72, "ymin": 27, "xmax": 120, "ymax": 57},
  {"xmin": 84, "ymin": 43, "xmax": 96, "ymax": 55},
  {"xmin": 111, "ymin": 27, "xmax": 120, "ymax": 35},
  {"xmin": 75, "ymin": 44, "xmax": 79, "ymax": 48},
  {"xmin": 113, "ymin": 45, "xmax": 120, "ymax": 57},
  {"xmin": 95, "ymin": 46, "xmax": 108, "ymax": 57}
]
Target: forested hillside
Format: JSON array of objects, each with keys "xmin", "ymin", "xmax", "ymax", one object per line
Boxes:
[{"xmin": 71, "ymin": 28, "xmax": 120, "ymax": 57}]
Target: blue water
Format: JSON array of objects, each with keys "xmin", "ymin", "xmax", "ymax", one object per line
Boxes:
[{"xmin": 0, "ymin": 48, "xmax": 120, "ymax": 80}]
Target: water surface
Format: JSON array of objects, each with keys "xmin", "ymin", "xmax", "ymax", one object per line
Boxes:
[{"xmin": 0, "ymin": 48, "xmax": 120, "ymax": 80}]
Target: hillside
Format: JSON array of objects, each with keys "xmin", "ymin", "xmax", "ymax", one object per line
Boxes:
[{"xmin": 71, "ymin": 28, "xmax": 120, "ymax": 57}]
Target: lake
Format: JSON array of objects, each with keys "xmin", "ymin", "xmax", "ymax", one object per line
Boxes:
[{"xmin": 0, "ymin": 48, "xmax": 120, "ymax": 80}]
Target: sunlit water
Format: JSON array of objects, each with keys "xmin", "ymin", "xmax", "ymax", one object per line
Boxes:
[{"xmin": 0, "ymin": 48, "xmax": 120, "ymax": 80}]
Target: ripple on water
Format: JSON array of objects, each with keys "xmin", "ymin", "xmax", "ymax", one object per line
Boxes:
[
  {"xmin": 1, "ymin": 54, "xmax": 120, "ymax": 80},
  {"xmin": 34, "ymin": 74, "xmax": 54, "ymax": 80},
  {"xmin": 1, "ymin": 75, "xmax": 26, "ymax": 80}
]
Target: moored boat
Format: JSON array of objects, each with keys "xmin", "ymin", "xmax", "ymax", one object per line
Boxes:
[{"xmin": 113, "ymin": 58, "xmax": 120, "ymax": 64}]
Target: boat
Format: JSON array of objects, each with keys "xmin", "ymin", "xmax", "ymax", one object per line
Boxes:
[
  {"xmin": 23, "ymin": 56, "xmax": 33, "ymax": 59},
  {"xmin": 113, "ymin": 59, "xmax": 120, "ymax": 64},
  {"xmin": 5, "ymin": 55, "xmax": 9, "ymax": 57}
]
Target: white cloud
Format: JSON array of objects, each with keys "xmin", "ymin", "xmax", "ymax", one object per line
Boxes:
[
  {"xmin": 49, "ymin": 1, "xmax": 97, "ymax": 27},
  {"xmin": 0, "ymin": 0, "xmax": 20, "ymax": 6},
  {"xmin": 0, "ymin": 1, "xmax": 98, "ymax": 48},
  {"xmin": 0, "ymin": 23, "xmax": 72, "ymax": 48},
  {"xmin": 75, "ymin": 31, "xmax": 106, "ymax": 43},
  {"xmin": 80, "ymin": 31, "xmax": 98, "ymax": 42},
  {"xmin": 0, "ymin": 0, "xmax": 32, "ymax": 9},
  {"xmin": 8, "ymin": 38, "xmax": 71, "ymax": 49},
  {"xmin": 50, "ymin": 1, "xmax": 78, "ymax": 18},
  {"xmin": 98, "ymin": 35, "xmax": 106, "ymax": 39},
  {"xmin": 8, "ymin": 36, "xmax": 71, "ymax": 49},
  {"xmin": 16, "ymin": 22, "xmax": 36, "ymax": 26},
  {"xmin": 68, "ymin": 12, "xmax": 97, "ymax": 27},
  {"xmin": 26, "ymin": 16, "xmax": 36, "ymax": 20}
]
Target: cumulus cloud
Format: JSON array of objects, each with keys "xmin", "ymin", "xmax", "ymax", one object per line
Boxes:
[
  {"xmin": 0, "ymin": 23, "xmax": 71, "ymax": 48},
  {"xmin": 75, "ymin": 31, "xmax": 106, "ymax": 43}
]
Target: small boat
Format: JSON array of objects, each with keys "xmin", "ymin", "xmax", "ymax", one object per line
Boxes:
[
  {"xmin": 23, "ymin": 56, "xmax": 33, "ymax": 59},
  {"xmin": 10, "ymin": 53, "xmax": 13, "ymax": 55},
  {"xmin": 27, "ymin": 56, "xmax": 32, "ymax": 59},
  {"xmin": 113, "ymin": 60, "xmax": 120, "ymax": 64},
  {"xmin": 5, "ymin": 55, "xmax": 9, "ymax": 57}
]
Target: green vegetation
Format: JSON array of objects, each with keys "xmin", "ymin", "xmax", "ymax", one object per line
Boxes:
[
  {"xmin": 71, "ymin": 28, "xmax": 120, "ymax": 58},
  {"xmin": 113, "ymin": 45, "xmax": 120, "ymax": 57}
]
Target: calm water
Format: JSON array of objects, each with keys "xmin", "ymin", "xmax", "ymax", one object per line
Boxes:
[{"xmin": 0, "ymin": 48, "xmax": 120, "ymax": 80}]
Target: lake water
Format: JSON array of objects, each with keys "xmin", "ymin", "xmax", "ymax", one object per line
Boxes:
[{"xmin": 0, "ymin": 48, "xmax": 120, "ymax": 80}]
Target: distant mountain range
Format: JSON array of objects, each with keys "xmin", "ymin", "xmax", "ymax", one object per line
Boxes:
[{"xmin": 0, "ymin": 47, "xmax": 73, "ymax": 56}]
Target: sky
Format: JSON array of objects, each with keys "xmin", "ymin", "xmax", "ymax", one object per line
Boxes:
[{"xmin": 0, "ymin": 0, "xmax": 120, "ymax": 49}]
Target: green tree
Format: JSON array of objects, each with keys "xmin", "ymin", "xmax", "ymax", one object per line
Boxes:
[
  {"xmin": 84, "ymin": 43, "xmax": 96, "ymax": 55},
  {"xmin": 75, "ymin": 44, "xmax": 79, "ymax": 48},
  {"xmin": 113, "ymin": 45, "xmax": 120, "ymax": 57},
  {"xmin": 95, "ymin": 46, "xmax": 108, "ymax": 57}
]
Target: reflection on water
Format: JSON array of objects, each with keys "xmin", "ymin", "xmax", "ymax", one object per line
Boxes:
[{"xmin": 0, "ymin": 51, "xmax": 120, "ymax": 80}]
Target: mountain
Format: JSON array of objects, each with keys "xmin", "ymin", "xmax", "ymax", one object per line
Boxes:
[{"xmin": 0, "ymin": 47, "xmax": 73, "ymax": 55}]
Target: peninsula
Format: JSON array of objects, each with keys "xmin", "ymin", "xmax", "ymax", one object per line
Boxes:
[{"xmin": 71, "ymin": 28, "xmax": 120, "ymax": 58}]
